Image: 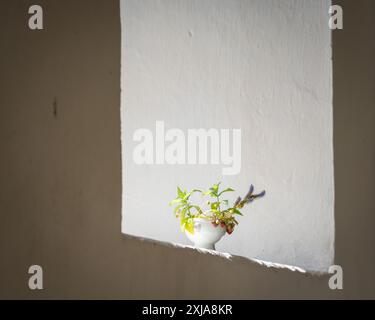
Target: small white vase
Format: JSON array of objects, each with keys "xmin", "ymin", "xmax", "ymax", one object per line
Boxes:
[{"xmin": 185, "ymin": 218, "xmax": 226, "ymax": 250}]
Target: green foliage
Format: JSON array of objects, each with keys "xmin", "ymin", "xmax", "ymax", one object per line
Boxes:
[
  {"xmin": 168, "ymin": 188, "xmax": 203, "ymax": 234},
  {"xmin": 169, "ymin": 183, "xmax": 266, "ymax": 235}
]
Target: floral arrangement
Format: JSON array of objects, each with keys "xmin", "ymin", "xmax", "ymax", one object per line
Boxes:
[{"xmin": 169, "ymin": 182, "xmax": 265, "ymax": 235}]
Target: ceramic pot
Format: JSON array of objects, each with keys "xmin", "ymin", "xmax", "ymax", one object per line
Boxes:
[{"xmin": 185, "ymin": 218, "xmax": 226, "ymax": 250}]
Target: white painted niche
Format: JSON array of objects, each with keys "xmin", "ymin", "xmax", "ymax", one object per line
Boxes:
[{"xmin": 120, "ymin": 0, "xmax": 334, "ymax": 272}]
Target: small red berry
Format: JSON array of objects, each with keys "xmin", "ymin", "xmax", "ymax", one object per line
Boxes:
[
  {"xmin": 220, "ymin": 222, "xmax": 226, "ymax": 228},
  {"xmin": 226, "ymin": 227, "xmax": 234, "ymax": 235}
]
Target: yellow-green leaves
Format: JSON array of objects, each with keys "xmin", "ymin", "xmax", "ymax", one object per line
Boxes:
[
  {"xmin": 170, "ymin": 187, "xmax": 203, "ymax": 234},
  {"xmin": 184, "ymin": 218, "xmax": 195, "ymax": 234},
  {"xmin": 218, "ymin": 188, "xmax": 234, "ymax": 197},
  {"xmin": 169, "ymin": 183, "xmax": 266, "ymax": 236}
]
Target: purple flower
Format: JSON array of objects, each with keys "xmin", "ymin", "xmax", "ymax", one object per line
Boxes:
[{"xmin": 257, "ymin": 190, "xmax": 266, "ymax": 198}]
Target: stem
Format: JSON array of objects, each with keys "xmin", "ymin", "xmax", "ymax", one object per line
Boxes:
[{"xmin": 216, "ymin": 195, "xmax": 221, "ymax": 218}]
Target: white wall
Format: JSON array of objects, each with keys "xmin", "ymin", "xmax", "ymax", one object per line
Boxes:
[{"xmin": 120, "ymin": 0, "xmax": 334, "ymax": 272}]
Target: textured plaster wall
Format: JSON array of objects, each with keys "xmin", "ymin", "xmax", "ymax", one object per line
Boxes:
[{"xmin": 121, "ymin": 0, "xmax": 334, "ymax": 271}]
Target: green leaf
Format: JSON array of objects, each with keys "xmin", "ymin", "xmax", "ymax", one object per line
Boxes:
[
  {"xmin": 232, "ymin": 208, "xmax": 243, "ymax": 216},
  {"xmin": 185, "ymin": 219, "xmax": 195, "ymax": 234},
  {"xmin": 210, "ymin": 202, "xmax": 219, "ymax": 210},
  {"xmin": 218, "ymin": 188, "xmax": 235, "ymax": 197},
  {"xmin": 180, "ymin": 209, "xmax": 186, "ymax": 227},
  {"xmin": 177, "ymin": 187, "xmax": 184, "ymax": 198},
  {"xmin": 207, "ymin": 182, "xmax": 221, "ymax": 197},
  {"xmin": 180, "ymin": 222, "xmax": 186, "ymax": 232},
  {"xmin": 183, "ymin": 189, "xmax": 202, "ymax": 201},
  {"xmin": 174, "ymin": 204, "xmax": 183, "ymax": 214},
  {"xmin": 191, "ymin": 205, "xmax": 203, "ymax": 215}
]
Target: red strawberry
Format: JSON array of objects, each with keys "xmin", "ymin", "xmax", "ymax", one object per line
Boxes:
[
  {"xmin": 226, "ymin": 226, "xmax": 234, "ymax": 235},
  {"xmin": 220, "ymin": 222, "xmax": 226, "ymax": 228}
]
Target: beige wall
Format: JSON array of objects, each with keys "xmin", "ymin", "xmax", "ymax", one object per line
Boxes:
[
  {"xmin": 0, "ymin": 0, "xmax": 373, "ymax": 299},
  {"xmin": 332, "ymin": 0, "xmax": 375, "ymax": 299}
]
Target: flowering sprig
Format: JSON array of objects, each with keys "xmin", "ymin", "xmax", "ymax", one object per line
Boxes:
[{"xmin": 169, "ymin": 183, "xmax": 265, "ymax": 235}]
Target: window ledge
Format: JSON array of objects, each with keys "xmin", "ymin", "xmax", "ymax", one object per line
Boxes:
[{"xmin": 123, "ymin": 233, "xmax": 326, "ymax": 276}]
